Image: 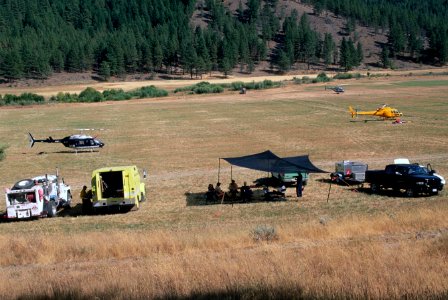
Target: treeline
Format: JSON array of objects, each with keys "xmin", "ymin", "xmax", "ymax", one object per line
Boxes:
[
  {"xmin": 304, "ymin": 0, "xmax": 448, "ymax": 65},
  {"xmin": 0, "ymin": 0, "xmax": 447, "ymax": 82}
]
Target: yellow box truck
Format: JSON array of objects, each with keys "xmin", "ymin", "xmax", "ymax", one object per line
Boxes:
[{"xmin": 90, "ymin": 165, "xmax": 146, "ymax": 211}]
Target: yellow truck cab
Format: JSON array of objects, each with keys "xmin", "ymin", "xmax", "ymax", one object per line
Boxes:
[{"xmin": 91, "ymin": 165, "xmax": 145, "ymax": 211}]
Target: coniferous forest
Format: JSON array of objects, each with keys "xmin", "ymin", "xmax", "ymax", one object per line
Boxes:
[{"xmin": 0, "ymin": 0, "xmax": 447, "ymax": 81}]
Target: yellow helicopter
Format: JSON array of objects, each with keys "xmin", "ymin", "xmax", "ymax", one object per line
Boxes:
[{"xmin": 349, "ymin": 104, "xmax": 403, "ymax": 121}]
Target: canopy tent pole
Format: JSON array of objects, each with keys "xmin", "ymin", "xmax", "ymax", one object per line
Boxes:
[
  {"xmin": 327, "ymin": 182, "xmax": 332, "ymax": 202},
  {"xmin": 218, "ymin": 158, "xmax": 221, "ymax": 183}
]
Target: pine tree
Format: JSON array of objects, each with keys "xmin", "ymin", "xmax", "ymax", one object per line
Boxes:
[
  {"xmin": 98, "ymin": 61, "xmax": 111, "ymax": 81},
  {"xmin": 339, "ymin": 37, "xmax": 354, "ymax": 71},
  {"xmin": 355, "ymin": 42, "xmax": 363, "ymax": 67},
  {"xmin": 322, "ymin": 33, "xmax": 335, "ymax": 67},
  {"xmin": 0, "ymin": 50, "xmax": 24, "ymax": 81},
  {"xmin": 380, "ymin": 46, "xmax": 391, "ymax": 69},
  {"xmin": 388, "ymin": 20, "xmax": 405, "ymax": 57},
  {"xmin": 152, "ymin": 41, "xmax": 163, "ymax": 72},
  {"xmin": 277, "ymin": 50, "xmax": 290, "ymax": 73},
  {"xmin": 246, "ymin": 0, "xmax": 260, "ymax": 23}
]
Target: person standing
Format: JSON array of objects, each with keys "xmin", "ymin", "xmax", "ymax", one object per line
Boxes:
[
  {"xmin": 80, "ymin": 185, "xmax": 88, "ymax": 200},
  {"xmin": 296, "ymin": 173, "xmax": 303, "ymax": 197},
  {"xmin": 32, "ymin": 180, "xmax": 44, "ymax": 202},
  {"xmin": 81, "ymin": 185, "xmax": 93, "ymax": 214}
]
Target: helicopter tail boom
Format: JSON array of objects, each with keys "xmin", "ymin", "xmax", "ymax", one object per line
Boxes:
[{"xmin": 28, "ymin": 133, "xmax": 61, "ymax": 147}]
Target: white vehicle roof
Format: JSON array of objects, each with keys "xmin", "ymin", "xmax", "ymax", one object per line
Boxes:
[{"xmin": 394, "ymin": 158, "xmax": 411, "ymax": 164}]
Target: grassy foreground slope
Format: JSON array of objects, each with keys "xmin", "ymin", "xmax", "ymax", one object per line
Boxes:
[{"xmin": 0, "ymin": 75, "xmax": 447, "ymax": 298}]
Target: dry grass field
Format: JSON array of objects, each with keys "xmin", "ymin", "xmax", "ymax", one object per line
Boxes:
[{"xmin": 0, "ymin": 72, "xmax": 447, "ymax": 299}]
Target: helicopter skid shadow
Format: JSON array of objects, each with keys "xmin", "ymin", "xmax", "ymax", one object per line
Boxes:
[
  {"xmin": 55, "ymin": 150, "xmax": 100, "ymax": 154},
  {"xmin": 350, "ymin": 119, "xmax": 385, "ymax": 123},
  {"xmin": 34, "ymin": 150, "xmax": 100, "ymax": 155}
]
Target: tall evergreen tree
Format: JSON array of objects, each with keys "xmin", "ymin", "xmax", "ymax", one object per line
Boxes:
[
  {"xmin": 380, "ymin": 46, "xmax": 391, "ymax": 69},
  {"xmin": 98, "ymin": 61, "xmax": 111, "ymax": 81},
  {"xmin": 322, "ymin": 33, "xmax": 335, "ymax": 67},
  {"xmin": 0, "ymin": 50, "xmax": 24, "ymax": 81},
  {"xmin": 355, "ymin": 42, "xmax": 363, "ymax": 67}
]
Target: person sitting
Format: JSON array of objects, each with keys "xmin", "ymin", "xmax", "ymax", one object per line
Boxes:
[
  {"xmin": 240, "ymin": 182, "xmax": 253, "ymax": 202},
  {"xmin": 263, "ymin": 186, "xmax": 272, "ymax": 201},
  {"xmin": 205, "ymin": 184, "xmax": 216, "ymax": 203},
  {"xmin": 215, "ymin": 182, "xmax": 224, "ymax": 200},
  {"xmin": 26, "ymin": 192, "xmax": 35, "ymax": 203},
  {"xmin": 228, "ymin": 180, "xmax": 239, "ymax": 200},
  {"xmin": 272, "ymin": 185, "xmax": 286, "ymax": 197},
  {"xmin": 263, "ymin": 185, "xmax": 286, "ymax": 200}
]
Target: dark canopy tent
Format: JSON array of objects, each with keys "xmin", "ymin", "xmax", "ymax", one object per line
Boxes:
[
  {"xmin": 282, "ymin": 155, "xmax": 327, "ymax": 173},
  {"xmin": 221, "ymin": 150, "xmax": 327, "ymax": 175}
]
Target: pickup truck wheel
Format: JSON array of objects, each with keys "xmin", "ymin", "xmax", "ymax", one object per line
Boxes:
[
  {"xmin": 405, "ymin": 188, "xmax": 415, "ymax": 197},
  {"xmin": 47, "ymin": 201, "xmax": 57, "ymax": 217},
  {"xmin": 371, "ymin": 183, "xmax": 379, "ymax": 193},
  {"xmin": 66, "ymin": 191, "xmax": 72, "ymax": 208}
]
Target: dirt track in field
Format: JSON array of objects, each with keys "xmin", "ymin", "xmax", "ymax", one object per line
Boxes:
[{"xmin": 1, "ymin": 67, "xmax": 448, "ymax": 97}]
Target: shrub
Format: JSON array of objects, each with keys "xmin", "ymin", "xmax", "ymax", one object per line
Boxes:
[
  {"xmin": 192, "ymin": 82, "xmax": 224, "ymax": 94},
  {"xmin": 301, "ymin": 76, "xmax": 312, "ymax": 84},
  {"xmin": 19, "ymin": 93, "xmax": 45, "ymax": 103},
  {"xmin": 131, "ymin": 85, "xmax": 168, "ymax": 98},
  {"xmin": 0, "ymin": 93, "xmax": 45, "ymax": 106},
  {"xmin": 313, "ymin": 72, "xmax": 332, "ymax": 83},
  {"xmin": 174, "ymin": 82, "xmax": 223, "ymax": 94},
  {"xmin": 79, "ymin": 87, "xmax": 104, "ymax": 102},
  {"xmin": 103, "ymin": 89, "xmax": 132, "ymax": 101},
  {"xmin": 333, "ymin": 72, "xmax": 363, "ymax": 80},
  {"xmin": 251, "ymin": 225, "xmax": 278, "ymax": 242},
  {"xmin": 292, "ymin": 77, "xmax": 302, "ymax": 84},
  {"xmin": 230, "ymin": 81, "xmax": 245, "ymax": 91},
  {"xmin": 49, "ymin": 92, "xmax": 79, "ymax": 103},
  {"xmin": 0, "ymin": 144, "xmax": 7, "ymax": 161},
  {"xmin": 236, "ymin": 80, "xmax": 283, "ymax": 90}
]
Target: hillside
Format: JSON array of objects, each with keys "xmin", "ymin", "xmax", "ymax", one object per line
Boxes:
[
  {"xmin": 215, "ymin": 0, "xmax": 390, "ymax": 68},
  {"xmin": 0, "ymin": 0, "xmax": 447, "ymax": 87}
]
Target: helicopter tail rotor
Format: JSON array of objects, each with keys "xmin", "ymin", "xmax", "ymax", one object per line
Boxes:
[
  {"xmin": 348, "ymin": 106, "xmax": 357, "ymax": 118},
  {"xmin": 28, "ymin": 133, "xmax": 36, "ymax": 148}
]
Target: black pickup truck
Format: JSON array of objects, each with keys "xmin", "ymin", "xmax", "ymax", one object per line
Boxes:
[{"xmin": 365, "ymin": 164, "xmax": 443, "ymax": 197}]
